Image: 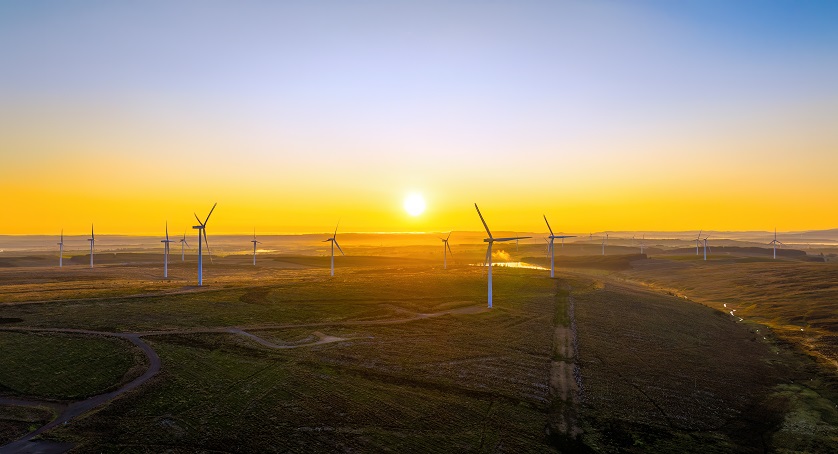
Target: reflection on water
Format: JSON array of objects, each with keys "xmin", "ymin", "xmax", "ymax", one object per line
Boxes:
[{"xmin": 469, "ymin": 261, "xmax": 547, "ymax": 271}]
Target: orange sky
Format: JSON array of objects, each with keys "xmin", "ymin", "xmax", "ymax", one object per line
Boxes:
[{"xmin": 2, "ymin": 2, "xmax": 837, "ymax": 235}]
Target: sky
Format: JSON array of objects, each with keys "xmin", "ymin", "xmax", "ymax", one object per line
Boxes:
[{"xmin": 2, "ymin": 0, "xmax": 837, "ymax": 235}]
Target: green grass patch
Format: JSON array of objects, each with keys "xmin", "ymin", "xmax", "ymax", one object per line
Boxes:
[{"xmin": 0, "ymin": 332, "xmax": 140, "ymax": 400}]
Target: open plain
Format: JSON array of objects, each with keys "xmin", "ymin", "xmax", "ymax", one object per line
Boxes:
[{"xmin": 1, "ymin": 241, "xmax": 836, "ymax": 452}]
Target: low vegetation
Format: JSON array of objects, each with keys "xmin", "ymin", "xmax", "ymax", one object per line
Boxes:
[{"xmin": 0, "ymin": 332, "xmax": 141, "ymax": 400}]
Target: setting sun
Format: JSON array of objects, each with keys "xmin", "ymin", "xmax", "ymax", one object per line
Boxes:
[{"xmin": 403, "ymin": 193, "xmax": 426, "ymax": 217}]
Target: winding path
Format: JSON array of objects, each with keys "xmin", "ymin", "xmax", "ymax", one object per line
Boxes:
[{"xmin": 0, "ymin": 305, "xmax": 485, "ymax": 453}]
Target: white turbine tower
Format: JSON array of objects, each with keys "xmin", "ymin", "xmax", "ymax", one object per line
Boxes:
[
  {"xmin": 180, "ymin": 231, "xmax": 189, "ymax": 261},
  {"xmin": 323, "ymin": 222, "xmax": 344, "ymax": 276},
  {"xmin": 57, "ymin": 229, "xmax": 64, "ymax": 267},
  {"xmin": 440, "ymin": 232, "xmax": 453, "ymax": 269},
  {"xmin": 769, "ymin": 228, "xmax": 783, "ymax": 259},
  {"xmin": 544, "ymin": 215, "xmax": 575, "ymax": 278},
  {"xmin": 192, "ymin": 203, "xmax": 217, "ymax": 286},
  {"xmin": 88, "ymin": 224, "xmax": 95, "ymax": 268},
  {"xmin": 601, "ymin": 233, "xmax": 608, "ymax": 256},
  {"xmin": 475, "ymin": 204, "xmax": 530, "ymax": 308},
  {"xmin": 695, "ymin": 230, "xmax": 702, "ymax": 255},
  {"xmin": 640, "ymin": 234, "xmax": 646, "ymax": 255},
  {"xmin": 703, "ymin": 235, "xmax": 710, "ymax": 261},
  {"xmin": 251, "ymin": 228, "xmax": 261, "ymax": 266},
  {"xmin": 161, "ymin": 222, "xmax": 174, "ymax": 278}
]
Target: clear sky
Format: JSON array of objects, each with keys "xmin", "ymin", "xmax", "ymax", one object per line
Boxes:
[{"xmin": 2, "ymin": 0, "xmax": 837, "ymax": 235}]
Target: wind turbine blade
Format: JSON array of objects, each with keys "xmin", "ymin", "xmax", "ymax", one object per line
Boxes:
[
  {"xmin": 334, "ymin": 239, "xmax": 345, "ymax": 256},
  {"xmin": 166, "ymin": 221, "xmax": 169, "ymax": 241},
  {"xmin": 194, "ymin": 213, "xmax": 202, "ymax": 225},
  {"xmin": 334, "ymin": 220, "xmax": 340, "ymax": 238},
  {"xmin": 204, "ymin": 202, "xmax": 218, "ymax": 225},
  {"xmin": 543, "ymin": 215, "xmax": 553, "ymax": 236},
  {"xmin": 91, "ymin": 224, "xmax": 94, "ymax": 240},
  {"xmin": 446, "ymin": 231, "xmax": 452, "ymax": 241},
  {"xmin": 697, "ymin": 229, "xmax": 702, "ymax": 239},
  {"xmin": 446, "ymin": 242, "xmax": 453, "ymax": 256},
  {"xmin": 474, "ymin": 204, "xmax": 492, "ymax": 238},
  {"xmin": 203, "ymin": 229, "xmax": 213, "ymax": 263}
]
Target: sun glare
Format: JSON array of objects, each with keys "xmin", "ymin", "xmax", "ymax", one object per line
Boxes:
[{"xmin": 403, "ymin": 193, "xmax": 426, "ymax": 217}]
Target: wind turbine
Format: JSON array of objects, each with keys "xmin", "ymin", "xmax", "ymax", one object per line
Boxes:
[
  {"xmin": 475, "ymin": 204, "xmax": 530, "ymax": 308},
  {"xmin": 639, "ymin": 234, "xmax": 646, "ymax": 255},
  {"xmin": 323, "ymin": 222, "xmax": 344, "ymax": 276},
  {"xmin": 702, "ymin": 236, "xmax": 710, "ymax": 261},
  {"xmin": 544, "ymin": 215, "xmax": 575, "ymax": 278},
  {"xmin": 543, "ymin": 237, "xmax": 551, "ymax": 259},
  {"xmin": 180, "ymin": 231, "xmax": 189, "ymax": 261},
  {"xmin": 88, "ymin": 224, "xmax": 95, "ymax": 268},
  {"xmin": 440, "ymin": 232, "xmax": 453, "ymax": 269},
  {"xmin": 161, "ymin": 222, "xmax": 174, "ymax": 278},
  {"xmin": 695, "ymin": 230, "xmax": 702, "ymax": 255},
  {"xmin": 193, "ymin": 202, "xmax": 217, "ymax": 286},
  {"xmin": 769, "ymin": 228, "xmax": 783, "ymax": 259},
  {"xmin": 601, "ymin": 233, "xmax": 608, "ymax": 256},
  {"xmin": 57, "ymin": 229, "xmax": 64, "ymax": 267},
  {"xmin": 251, "ymin": 228, "xmax": 261, "ymax": 266}
]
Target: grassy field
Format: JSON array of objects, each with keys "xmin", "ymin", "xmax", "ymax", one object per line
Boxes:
[
  {"xmin": 38, "ymin": 267, "xmax": 563, "ymax": 452},
  {"xmin": 569, "ymin": 278, "xmax": 838, "ymax": 452},
  {"xmin": 0, "ymin": 405, "xmax": 54, "ymax": 446},
  {"xmin": 616, "ymin": 257, "xmax": 838, "ymax": 371},
  {"xmin": 0, "ymin": 332, "xmax": 142, "ymax": 400},
  {"xmin": 0, "ymin": 250, "xmax": 836, "ymax": 452}
]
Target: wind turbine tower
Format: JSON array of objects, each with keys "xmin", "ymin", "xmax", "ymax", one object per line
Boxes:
[
  {"xmin": 323, "ymin": 222, "xmax": 344, "ymax": 276},
  {"xmin": 58, "ymin": 229, "xmax": 64, "ymax": 267},
  {"xmin": 192, "ymin": 203, "xmax": 217, "ymax": 286},
  {"xmin": 601, "ymin": 233, "xmax": 608, "ymax": 256},
  {"xmin": 695, "ymin": 230, "xmax": 702, "ymax": 255},
  {"xmin": 475, "ymin": 204, "xmax": 530, "ymax": 308},
  {"xmin": 769, "ymin": 228, "xmax": 784, "ymax": 259},
  {"xmin": 703, "ymin": 236, "xmax": 710, "ymax": 261},
  {"xmin": 251, "ymin": 228, "xmax": 261, "ymax": 266},
  {"xmin": 88, "ymin": 224, "xmax": 95, "ymax": 268},
  {"xmin": 440, "ymin": 232, "xmax": 453, "ymax": 269},
  {"xmin": 544, "ymin": 215, "xmax": 575, "ymax": 278},
  {"xmin": 180, "ymin": 232, "xmax": 189, "ymax": 261},
  {"xmin": 161, "ymin": 222, "xmax": 174, "ymax": 278}
]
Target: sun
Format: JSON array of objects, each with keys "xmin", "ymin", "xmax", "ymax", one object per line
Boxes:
[{"xmin": 403, "ymin": 192, "xmax": 426, "ymax": 217}]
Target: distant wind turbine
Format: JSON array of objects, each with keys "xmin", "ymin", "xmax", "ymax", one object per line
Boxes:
[
  {"xmin": 251, "ymin": 228, "xmax": 261, "ymax": 266},
  {"xmin": 440, "ymin": 232, "xmax": 453, "ymax": 269},
  {"xmin": 602, "ymin": 233, "xmax": 608, "ymax": 256},
  {"xmin": 769, "ymin": 228, "xmax": 783, "ymax": 259},
  {"xmin": 475, "ymin": 203, "xmax": 530, "ymax": 308},
  {"xmin": 639, "ymin": 234, "xmax": 646, "ymax": 255},
  {"xmin": 323, "ymin": 222, "xmax": 344, "ymax": 276},
  {"xmin": 703, "ymin": 236, "xmax": 710, "ymax": 261},
  {"xmin": 193, "ymin": 203, "xmax": 217, "ymax": 286},
  {"xmin": 88, "ymin": 224, "xmax": 95, "ymax": 268},
  {"xmin": 180, "ymin": 231, "xmax": 189, "ymax": 261},
  {"xmin": 544, "ymin": 215, "xmax": 575, "ymax": 278},
  {"xmin": 695, "ymin": 230, "xmax": 702, "ymax": 255},
  {"xmin": 57, "ymin": 229, "xmax": 64, "ymax": 267},
  {"xmin": 161, "ymin": 222, "xmax": 174, "ymax": 278}
]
